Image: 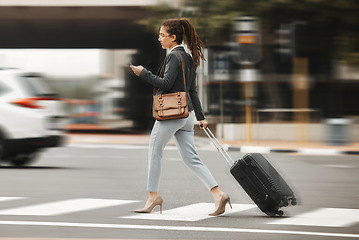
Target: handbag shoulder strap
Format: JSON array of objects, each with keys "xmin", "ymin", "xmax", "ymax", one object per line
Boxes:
[{"xmin": 173, "ymin": 49, "xmax": 187, "ymax": 93}]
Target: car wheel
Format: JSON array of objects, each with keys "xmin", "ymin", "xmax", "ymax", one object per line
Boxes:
[{"xmin": 10, "ymin": 153, "xmax": 38, "ymax": 167}]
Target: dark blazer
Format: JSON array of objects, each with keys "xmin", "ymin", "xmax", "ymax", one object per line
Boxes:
[{"xmin": 139, "ymin": 46, "xmax": 205, "ymax": 120}]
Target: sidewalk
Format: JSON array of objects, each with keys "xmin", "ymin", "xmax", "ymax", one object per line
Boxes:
[
  {"xmin": 64, "ymin": 132, "xmax": 359, "ymax": 156},
  {"xmin": 65, "ymin": 133, "xmax": 151, "ymax": 145}
]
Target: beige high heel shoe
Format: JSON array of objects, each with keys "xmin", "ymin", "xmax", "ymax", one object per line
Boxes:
[
  {"xmin": 134, "ymin": 196, "xmax": 163, "ymax": 214},
  {"xmin": 209, "ymin": 193, "xmax": 232, "ymax": 216}
]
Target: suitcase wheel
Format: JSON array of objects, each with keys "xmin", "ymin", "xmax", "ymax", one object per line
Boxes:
[
  {"xmin": 291, "ymin": 198, "xmax": 297, "ymax": 206},
  {"xmin": 265, "ymin": 211, "xmax": 275, "ymax": 217},
  {"xmin": 266, "ymin": 210, "xmax": 284, "ymax": 217},
  {"xmin": 277, "ymin": 210, "xmax": 284, "ymax": 217},
  {"xmin": 280, "ymin": 199, "xmax": 289, "ymax": 207}
]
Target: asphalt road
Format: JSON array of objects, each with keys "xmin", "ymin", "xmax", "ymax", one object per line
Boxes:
[{"xmin": 0, "ymin": 143, "xmax": 359, "ymax": 240}]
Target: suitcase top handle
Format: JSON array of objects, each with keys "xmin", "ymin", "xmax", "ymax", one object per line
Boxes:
[{"xmin": 201, "ymin": 125, "xmax": 235, "ymax": 166}]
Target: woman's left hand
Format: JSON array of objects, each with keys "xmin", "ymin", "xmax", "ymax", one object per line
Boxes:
[
  {"xmin": 199, "ymin": 119, "xmax": 208, "ymax": 129},
  {"xmin": 130, "ymin": 64, "xmax": 144, "ymax": 76}
]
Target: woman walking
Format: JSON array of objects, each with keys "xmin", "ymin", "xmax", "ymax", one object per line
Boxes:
[{"xmin": 130, "ymin": 18, "xmax": 231, "ymax": 216}]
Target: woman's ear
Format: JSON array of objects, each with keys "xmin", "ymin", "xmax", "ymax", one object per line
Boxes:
[{"xmin": 171, "ymin": 34, "xmax": 177, "ymax": 43}]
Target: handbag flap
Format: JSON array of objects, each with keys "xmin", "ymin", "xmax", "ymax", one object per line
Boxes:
[{"xmin": 153, "ymin": 92, "xmax": 187, "ymax": 111}]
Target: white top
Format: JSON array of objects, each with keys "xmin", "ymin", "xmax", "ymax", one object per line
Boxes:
[{"xmin": 168, "ymin": 45, "xmax": 183, "ymax": 54}]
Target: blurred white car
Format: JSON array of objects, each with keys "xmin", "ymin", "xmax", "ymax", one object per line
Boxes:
[{"xmin": 0, "ymin": 69, "xmax": 67, "ymax": 166}]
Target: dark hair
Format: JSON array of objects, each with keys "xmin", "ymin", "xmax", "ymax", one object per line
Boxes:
[{"xmin": 162, "ymin": 18, "xmax": 205, "ymax": 68}]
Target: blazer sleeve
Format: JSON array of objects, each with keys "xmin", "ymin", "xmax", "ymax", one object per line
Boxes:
[
  {"xmin": 139, "ymin": 54, "xmax": 179, "ymax": 91},
  {"xmin": 189, "ymin": 71, "xmax": 205, "ymax": 121}
]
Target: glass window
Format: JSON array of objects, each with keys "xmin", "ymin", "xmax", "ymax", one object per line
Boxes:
[
  {"xmin": 17, "ymin": 74, "xmax": 56, "ymax": 97},
  {"xmin": 0, "ymin": 81, "xmax": 10, "ymax": 97}
]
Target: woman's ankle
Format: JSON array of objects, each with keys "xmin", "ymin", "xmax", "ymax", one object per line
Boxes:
[
  {"xmin": 210, "ymin": 186, "xmax": 223, "ymax": 200},
  {"xmin": 148, "ymin": 192, "xmax": 158, "ymax": 201}
]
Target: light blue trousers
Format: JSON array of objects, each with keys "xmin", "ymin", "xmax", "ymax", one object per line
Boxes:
[{"xmin": 147, "ymin": 111, "xmax": 218, "ymax": 192}]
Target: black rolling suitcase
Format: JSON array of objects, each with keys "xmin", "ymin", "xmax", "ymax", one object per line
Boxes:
[{"xmin": 202, "ymin": 127, "xmax": 297, "ymax": 217}]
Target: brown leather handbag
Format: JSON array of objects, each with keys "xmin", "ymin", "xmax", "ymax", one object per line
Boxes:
[{"xmin": 153, "ymin": 49, "xmax": 189, "ymax": 121}]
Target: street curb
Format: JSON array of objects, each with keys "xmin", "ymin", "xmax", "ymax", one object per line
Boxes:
[{"xmin": 228, "ymin": 146, "xmax": 359, "ymax": 156}]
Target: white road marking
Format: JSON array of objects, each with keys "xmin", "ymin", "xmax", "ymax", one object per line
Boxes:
[
  {"xmin": 240, "ymin": 146, "xmax": 271, "ymax": 154},
  {"xmin": 321, "ymin": 164, "xmax": 352, "ymax": 169},
  {"xmin": 268, "ymin": 208, "xmax": 359, "ymax": 227},
  {"xmin": 0, "ymin": 221, "xmax": 358, "ymax": 238},
  {"xmin": 1, "ymin": 197, "xmax": 358, "ymax": 231},
  {"xmin": 298, "ymin": 148, "xmax": 341, "ymax": 155},
  {"xmin": 122, "ymin": 203, "xmax": 256, "ymax": 221},
  {"xmin": 0, "ymin": 197, "xmax": 25, "ymax": 202},
  {"xmin": 0, "ymin": 199, "xmax": 138, "ymax": 216}
]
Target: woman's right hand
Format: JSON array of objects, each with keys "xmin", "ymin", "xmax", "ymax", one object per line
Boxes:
[{"xmin": 130, "ymin": 64, "xmax": 144, "ymax": 76}]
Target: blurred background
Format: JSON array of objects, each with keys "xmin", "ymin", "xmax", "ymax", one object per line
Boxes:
[{"xmin": 1, "ymin": 0, "xmax": 358, "ymax": 145}]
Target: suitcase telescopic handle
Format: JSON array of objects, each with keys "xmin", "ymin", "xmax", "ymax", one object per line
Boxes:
[{"xmin": 200, "ymin": 124, "xmax": 234, "ymax": 166}]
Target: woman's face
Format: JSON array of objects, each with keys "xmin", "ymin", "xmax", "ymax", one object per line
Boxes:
[{"xmin": 158, "ymin": 26, "xmax": 176, "ymax": 49}]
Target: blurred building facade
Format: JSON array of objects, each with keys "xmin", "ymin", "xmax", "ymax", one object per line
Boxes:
[{"xmin": 0, "ymin": 0, "xmax": 358, "ymax": 142}]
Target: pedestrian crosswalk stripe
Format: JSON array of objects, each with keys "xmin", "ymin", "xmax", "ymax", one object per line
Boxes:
[
  {"xmin": 268, "ymin": 208, "xmax": 359, "ymax": 227},
  {"xmin": 0, "ymin": 198, "xmax": 138, "ymax": 216},
  {"xmin": 0, "ymin": 197, "xmax": 25, "ymax": 202},
  {"xmin": 122, "ymin": 203, "xmax": 256, "ymax": 221},
  {"xmin": 1, "ymin": 196, "xmax": 358, "ymax": 228}
]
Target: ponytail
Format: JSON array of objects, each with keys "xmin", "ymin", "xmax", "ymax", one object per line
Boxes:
[
  {"xmin": 162, "ymin": 18, "xmax": 205, "ymax": 68},
  {"xmin": 179, "ymin": 18, "xmax": 205, "ymax": 68}
]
